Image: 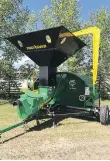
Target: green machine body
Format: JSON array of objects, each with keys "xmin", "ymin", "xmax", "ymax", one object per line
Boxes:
[{"xmin": 4, "ymin": 25, "xmax": 107, "ymax": 130}]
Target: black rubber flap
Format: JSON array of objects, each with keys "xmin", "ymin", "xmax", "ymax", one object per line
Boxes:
[{"xmin": 6, "ymin": 26, "xmax": 86, "ymax": 67}]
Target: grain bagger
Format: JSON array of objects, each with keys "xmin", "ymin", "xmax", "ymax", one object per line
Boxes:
[{"xmin": 0, "ymin": 26, "xmax": 109, "ymax": 140}]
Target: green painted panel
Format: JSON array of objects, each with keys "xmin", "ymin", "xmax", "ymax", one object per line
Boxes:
[
  {"xmin": 17, "ymin": 87, "xmax": 53, "ymax": 120},
  {"xmin": 55, "ymin": 73, "xmax": 85, "ymax": 107}
]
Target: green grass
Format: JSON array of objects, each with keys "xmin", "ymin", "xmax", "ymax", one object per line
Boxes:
[
  {"xmin": 0, "ymin": 104, "xmax": 20, "ymax": 129},
  {"xmin": 1, "ymin": 101, "xmax": 110, "ymax": 159},
  {"xmin": 101, "ymin": 100, "xmax": 110, "ymax": 106},
  {"xmin": 0, "ymin": 100, "xmax": 110, "ymax": 129}
]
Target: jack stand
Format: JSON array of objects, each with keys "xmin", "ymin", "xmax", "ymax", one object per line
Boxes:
[
  {"xmin": 36, "ymin": 119, "xmax": 40, "ymax": 126},
  {"xmin": 52, "ymin": 112, "xmax": 56, "ymax": 128},
  {"xmin": 23, "ymin": 122, "xmax": 29, "ymax": 132},
  {"xmin": 0, "ymin": 133, "xmax": 3, "ymax": 144}
]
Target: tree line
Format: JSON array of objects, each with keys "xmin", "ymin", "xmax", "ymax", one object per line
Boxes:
[{"xmin": 0, "ymin": 0, "xmax": 110, "ymax": 98}]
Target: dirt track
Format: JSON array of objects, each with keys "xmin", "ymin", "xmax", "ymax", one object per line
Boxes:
[{"xmin": 1, "ymin": 116, "xmax": 110, "ymax": 160}]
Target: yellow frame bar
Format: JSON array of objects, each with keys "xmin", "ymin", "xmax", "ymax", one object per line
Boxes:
[
  {"xmin": 73, "ymin": 27, "xmax": 101, "ymax": 86},
  {"xmin": 59, "ymin": 27, "xmax": 101, "ymax": 86}
]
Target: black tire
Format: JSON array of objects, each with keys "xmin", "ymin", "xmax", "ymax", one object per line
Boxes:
[{"xmin": 100, "ymin": 105, "xmax": 109, "ymax": 125}]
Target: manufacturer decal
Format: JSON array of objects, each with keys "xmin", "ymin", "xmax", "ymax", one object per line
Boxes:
[
  {"xmin": 79, "ymin": 95, "xmax": 85, "ymax": 101},
  {"xmin": 69, "ymin": 80, "xmax": 76, "ymax": 89},
  {"xmin": 26, "ymin": 44, "xmax": 47, "ymax": 50},
  {"xmin": 85, "ymin": 87, "xmax": 90, "ymax": 96}
]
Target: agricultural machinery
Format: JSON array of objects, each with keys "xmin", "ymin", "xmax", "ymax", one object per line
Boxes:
[{"xmin": 0, "ymin": 26, "xmax": 109, "ymax": 141}]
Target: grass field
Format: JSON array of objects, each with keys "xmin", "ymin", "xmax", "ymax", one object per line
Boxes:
[{"xmin": 0, "ymin": 101, "xmax": 110, "ymax": 159}]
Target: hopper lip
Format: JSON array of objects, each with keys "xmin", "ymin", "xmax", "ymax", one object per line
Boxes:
[
  {"xmin": 4, "ymin": 26, "xmax": 87, "ymax": 67},
  {"xmin": 5, "ymin": 25, "xmax": 87, "ymax": 49},
  {"xmin": 5, "ymin": 25, "xmax": 86, "ymax": 48}
]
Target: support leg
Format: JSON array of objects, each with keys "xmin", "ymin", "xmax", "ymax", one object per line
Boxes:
[
  {"xmin": 52, "ymin": 112, "xmax": 56, "ymax": 128},
  {"xmin": 36, "ymin": 119, "xmax": 40, "ymax": 126},
  {"xmin": 0, "ymin": 133, "xmax": 3, "ymax": 144},
  {"xmin": 23, "ymin": 122, "xmax": 29, "ymax": 132}
]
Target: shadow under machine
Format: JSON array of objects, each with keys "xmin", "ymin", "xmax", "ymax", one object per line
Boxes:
[{"xmin": 0, "ymin": 26, "xmax": 109, "ymax": 138}]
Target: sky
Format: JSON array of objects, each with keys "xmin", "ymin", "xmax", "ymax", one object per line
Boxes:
[{"xmin": 23, "ymin": 0, "xmax": 110, "ymax": 22}]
